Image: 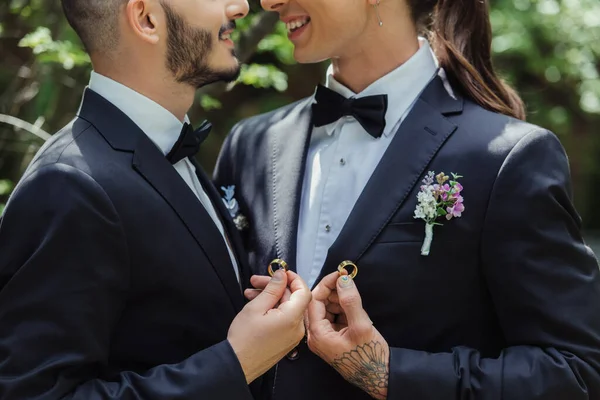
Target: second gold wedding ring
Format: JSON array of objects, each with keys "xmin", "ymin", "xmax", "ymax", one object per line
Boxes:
[
  {"xmin": 268, "ymin": 259, "xmax": 289, "ymax": 276},
  {"xmin": 337, "ymin": 260, "xmax": 358, "ymax": 279}
]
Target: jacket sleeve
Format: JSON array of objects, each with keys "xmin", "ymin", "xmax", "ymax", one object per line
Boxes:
[
  {"xmin": 0, "ymin": 163, "xmax": 252, "ymax": 400},
  {"xmin": 386, "ymin": 129, "xmax": 600, "ymax": 399}
]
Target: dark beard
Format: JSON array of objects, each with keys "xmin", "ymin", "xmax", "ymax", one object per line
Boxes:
[{"xmin": 161, "ymin": 1, "xmax": 240, "ymax": 89}]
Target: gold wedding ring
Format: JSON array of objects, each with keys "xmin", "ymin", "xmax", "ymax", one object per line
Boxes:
[
  {"xmin": 268, "ymin": 259, "xmax": 289, "ymax": 276},
  {"xmin": 337, "ymin": 261, "xmax": 358, "ymax": 279}
]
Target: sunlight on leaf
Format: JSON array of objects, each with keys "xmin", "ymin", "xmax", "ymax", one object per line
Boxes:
[
  {"xmin": 0, "ymin": 180, "xmax": 14, "ymax": 196},
  {"xmin": 19, "ymin": 27, "xmax": 90, "ymax": 70},
  {"xmin": 257, "ymin": 22, "xmax": 296, "ymax": 65},
  {"xmin": 200, "ymin": 95, "xmax": 223, "ymax": 111},
  {"xmin": 237, "ymin": 64, "xmax": 288, "ymax": 91}
]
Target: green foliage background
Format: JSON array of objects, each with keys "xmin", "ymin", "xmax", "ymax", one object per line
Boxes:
[{"xmin": 1, "ymin": 0, "xmax": 599, "ymax": 228}]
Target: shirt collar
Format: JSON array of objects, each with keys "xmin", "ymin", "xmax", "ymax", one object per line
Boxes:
[
  {"xmin": 88, "ymin": 71, "xmax": 189, "ymax": 155},
  {"xmin": 321, "ymin": 37, "xmax": 440, "ymax": 137}
]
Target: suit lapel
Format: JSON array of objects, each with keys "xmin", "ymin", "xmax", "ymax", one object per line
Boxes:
[
  {"xmin": 269, "ymin": 98, "xmax": 314, "ymax": 269},
  {"xmin": 314, "ymin": 76, "xmax": 464, "ymax": 285},
  {"xmin": 78, "ymin": 89, "xmax": 244, "ymax": 312},
  {"xmin": 193, "ymin": 160, "xmax": 251, "ymax": 288}
]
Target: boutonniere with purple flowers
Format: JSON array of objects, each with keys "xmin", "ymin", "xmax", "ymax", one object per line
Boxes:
[
  {"xmin": 413, "ymin": 171, "xmax": 465, "ymax": 256},
  {"xmin": 221, "ymin": 185, "xmax": 249, "ymax": 231}
]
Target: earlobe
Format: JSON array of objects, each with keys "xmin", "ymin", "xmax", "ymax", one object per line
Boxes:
[{"xmin": 125, "ymin": 0, "xmax": 160, "ymax": 45}]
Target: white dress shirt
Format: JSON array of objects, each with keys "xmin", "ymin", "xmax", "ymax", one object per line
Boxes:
[
  {"xmin": 296, "ymin": 39, "xmax": 449, "ymax": 287},
  {"xmin": 89, "ymin": 72, "xmax": 240, "ymax": 283}
]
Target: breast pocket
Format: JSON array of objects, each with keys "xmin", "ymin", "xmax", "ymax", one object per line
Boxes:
[{"xmin": 374, "ymin": 221, "xmax": 425, "ymax": 243}]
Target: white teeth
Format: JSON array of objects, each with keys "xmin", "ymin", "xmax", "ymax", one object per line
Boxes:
[
  {"xmin": 220, "ymin": 33, "xmax": 230, "ymax": 40},
  {"xmin": 285, "ymin": 18, "xmax": 310, "ymax": 34}
]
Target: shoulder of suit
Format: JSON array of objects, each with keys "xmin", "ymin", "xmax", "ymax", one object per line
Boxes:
[
  {"xmin": 223, "ymin": 96, "xmax": 312, "ymax": 156},
  {"xmin": 25, "ymin": 115, "xmax": 115, "ymax": 180},
  {"xmin": 230, "ymin": 97, "xmax": 312, "ymax": 138},
  {"xmin": 458, "ymin": 98, "xmax": 559, "ymax": 157}
]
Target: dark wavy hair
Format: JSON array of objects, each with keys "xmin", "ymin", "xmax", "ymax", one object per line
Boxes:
[{"xmin": 410, "ymin": 0, "xmax": 526, "ymax": 119}]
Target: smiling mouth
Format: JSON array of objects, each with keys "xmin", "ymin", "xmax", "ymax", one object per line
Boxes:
[
  {"xmin": 285, "ymin": 17, "xmax": 311, "ymax": 34},
  {"xmin": 219, "ymin": 21, "xmax": 236, "ymax": 41}
]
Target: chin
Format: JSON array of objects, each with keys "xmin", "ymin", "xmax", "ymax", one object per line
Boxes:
[{"xmin": 293, "ymin": 46, "xmax": 329, "ymax": 64}]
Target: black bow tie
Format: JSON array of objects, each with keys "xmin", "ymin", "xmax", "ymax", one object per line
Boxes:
[
  {"xmin": 311, "ymin": 84, "xmax": 388, "ymax": 138},
  {"xmin": 166, "ymin": 120, "xmax": 212, "ymax": 164}
]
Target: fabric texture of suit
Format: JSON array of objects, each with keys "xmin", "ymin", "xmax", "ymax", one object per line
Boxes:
[
  {"xmin": 214, "ymin": 76, "xmax": 600, "ymax": 399},
  {"xmin": 0, "ymin": 89, "xmax": 255, "ymax": 399}
]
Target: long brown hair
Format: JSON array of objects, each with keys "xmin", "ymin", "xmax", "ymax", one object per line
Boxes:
[{"xmin": 408, "ymin": 0, "xmax": 526, "ymax": 120}]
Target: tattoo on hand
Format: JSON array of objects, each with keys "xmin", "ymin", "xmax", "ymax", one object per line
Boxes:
[{"xmin": 331, "ymin": 341, "xmax": 389, "ymax": 399}]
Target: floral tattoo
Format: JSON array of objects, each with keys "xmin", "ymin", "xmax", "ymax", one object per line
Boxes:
[{"xmin": 331, "ymin": 341, "xmax": 389, "ymax": 399}]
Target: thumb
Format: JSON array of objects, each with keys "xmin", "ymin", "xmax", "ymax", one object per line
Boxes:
[
  {"xmin": 336, "ymin": 276, "xmax": 371, "ymax": 327},
  {"xmin": 248, "ymin": 270, "xmax": 287, "ymax": 312}
]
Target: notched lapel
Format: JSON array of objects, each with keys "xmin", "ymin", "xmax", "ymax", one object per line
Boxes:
[
  {"xmin": 270, "ymin": 98, "xmax": 314, "ymax": 269},
  {"xmin": 193, "ymin": 161, "xmax": 251, "ymax": 288},
  {"xmin": 315, "ymin": 77, "xmax": 463, "ymax": 285},
  {"xmin": 132, "ymin": 141, "xmax": 245, "ymax": 312},
  {"xmin": 79, "ymin": 89, "xmax": 244, "ymax": 312}
]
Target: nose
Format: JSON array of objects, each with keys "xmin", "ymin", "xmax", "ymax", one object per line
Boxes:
[
  {"xmin": 227, "ymin": 0, "xmax": 250, "ymax": 20},
  {"xmin": 260, "ymin": 0, "xmax": 286, "ymax": 11}
]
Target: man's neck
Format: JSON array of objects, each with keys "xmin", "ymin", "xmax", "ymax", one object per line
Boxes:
[
  {"xmin": 330, "ymin": 23, "xmax": 420, "ymax": 93},
  {"xmin": 93, "ymin": 65, "xmax": 193, "ymax": 122}
]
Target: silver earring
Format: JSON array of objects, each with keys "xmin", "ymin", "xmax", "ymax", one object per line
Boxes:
[{"xmin": 374, "ymin": 1, "xmax": 383, "ymax": 27}]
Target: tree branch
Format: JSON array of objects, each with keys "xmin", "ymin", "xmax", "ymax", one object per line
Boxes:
[
  {"xmin": 0, "ymin": 114, "xmax": 51, "ymax": 141},
  {"xmin": 236, "ymin": 11, "xmax": 280, "ymax": 64}
]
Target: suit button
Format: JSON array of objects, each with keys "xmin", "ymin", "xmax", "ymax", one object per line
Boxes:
[{"xmin": 286, "ymin": 347, "xmax": 299, "ymax": 361}]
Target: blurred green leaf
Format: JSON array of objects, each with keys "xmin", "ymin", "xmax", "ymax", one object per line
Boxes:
[
  {"xmin": 257, "ymin": 22, "xmax": 295, "ymax": 65},
  {"xmin": 19, "ymin": 27, "xmax": 90, "ymax": 70},
  {"xmin": 0, "ymin": 180, "xmax": 14, "ymax": 196},
  {"xmin": 200, "ymin": 94, "xmax": 223, "ymax": 110},
  {"xmin": 237, "ymin": 63, "xmax": 288, "ymax": 91}
]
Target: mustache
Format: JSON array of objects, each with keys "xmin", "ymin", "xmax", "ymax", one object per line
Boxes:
[{"xmin": 219, "ymin": 21, "xmax": 236, "ymax": 36}]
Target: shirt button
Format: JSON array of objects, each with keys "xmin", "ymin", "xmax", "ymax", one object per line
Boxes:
[
  {"xmin": 340, "ymin": 158, "xmax": 346, "ymax": 166},
  {"xmin": 325, "ymin": 224, "xmax": 331, "ymax": 232},
  {"xmin": 286, "ymin": 347, "xmax": 300, "ymax": 361}
]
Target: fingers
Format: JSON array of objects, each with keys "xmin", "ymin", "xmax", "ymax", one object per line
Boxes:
[
  {"xmin": 328, "ymin": 292, "xmax": 339, "ymax": 304},
  {"xmin": 247, "ymin": 270, "xmax": 288, "ymax": 313},
  {"xmin": 326, "ymin": 302, "xmax": 343, "ymax": 315},
  {"xmin": 282, "ymin": 287, "xmax": 292, "ymax": 303},
  {"xmin": 312, "ymin": 271, "xmax": 339, "ymax": 302},
  {"xmin": 247, "ymin": 275, "xmax": 294, "ymax": 303},
  {"xmin": 336, "ymin": 275, "xmax": 371, "ymax": 327},
  {"xmin": 307, "ymin": 290, "xmax": 328, "ymax": 327},
  {"xmin": 250, "ymin": 275, "xmax": 271, "ymax": 290},
  {"xmin": 244, "ymin": 288, "xmax": 262, "ymax": 301},
  {"xmin": 286, "ymin": 271, "xmax": 308, "ymax": 294},
  {"xmin": 336, "ymin": 313, "xmax": 348, "ymax": 326},
  {"xmin": 279, "ymin": 271, "xmax": 312, "ymax": 319}
]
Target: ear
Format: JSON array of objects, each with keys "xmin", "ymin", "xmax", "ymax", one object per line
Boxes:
[{"xmin": 124, "ymin": 0, "xmax": 161, "ymax": 45}]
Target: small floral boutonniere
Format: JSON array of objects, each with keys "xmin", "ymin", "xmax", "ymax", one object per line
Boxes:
[
  {"xmin": 413, "ymin": 171, "xmax": 465, "ymax": 256},
  {"xmin": 221, "ymin": 185, "xmax": 249, "ymax": 231}
]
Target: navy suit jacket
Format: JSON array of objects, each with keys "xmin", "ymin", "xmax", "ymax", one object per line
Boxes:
[
  {"xmin": 0, "ymin": 89, "xmax": 256, "ymax": 399},
  {"xmin": 214, "ymin": 77, "xmax": 600, "ymax": 399}
]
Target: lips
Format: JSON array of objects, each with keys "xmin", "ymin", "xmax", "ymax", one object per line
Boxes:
[{"xmin": 219, "ymin": 21, "xmax": 236, "ymax": 40}]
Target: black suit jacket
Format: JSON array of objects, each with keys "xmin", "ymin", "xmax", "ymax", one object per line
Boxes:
[
  {"xmin": 0, "ymin": 89, "xmax": 255, "ymax": 399},
  {"xmin": 214, "ymin": 77, "xmax": 600, "ymax": 399}
]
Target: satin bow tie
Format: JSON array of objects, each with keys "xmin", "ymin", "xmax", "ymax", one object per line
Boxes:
[
  {"xmin": 166, "ymin": 120, "xmax": 212, "ymax": 164},
  {"xmin": 311, "ymin": 84, "xmax": 388, "ymax": 138}
]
